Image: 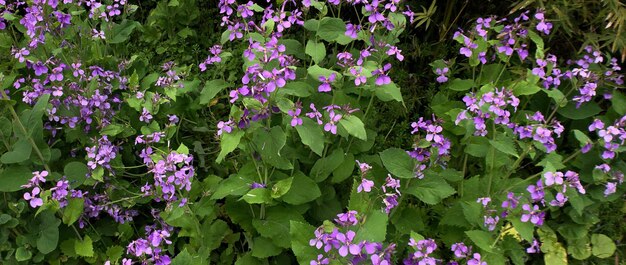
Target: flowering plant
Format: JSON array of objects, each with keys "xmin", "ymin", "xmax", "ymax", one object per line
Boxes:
[{"xmin": 0, "ymin": 1, "xmax": 623, "ymax": 265}]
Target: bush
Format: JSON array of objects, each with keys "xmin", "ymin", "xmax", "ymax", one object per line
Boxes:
[{"xmin": 0, "ymin": 1, "xmax": 623, "ymax": 264}]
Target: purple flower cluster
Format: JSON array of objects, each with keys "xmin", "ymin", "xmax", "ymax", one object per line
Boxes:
[
  {"xmin": 85, "ymin": 136, "xmax": 119, "ymax": 172},
  {"xmin": 125, "ymin": 212, "xmax": 174, "ymax": 265},
  {"xmin": 141, "ymin": 150, "xmax": 194, "ymax": 205},
  {"xmin": 569, "ymin": 46, "xmax": 624, "ymax": 106},
  {"xmin": 309, "ymin": 210, "xmax": 396, "ymax": 265},
  {"xmin": 356, "ymin": 160, "xmax": 374, "ymax": 193},
  {"xmin": 403, "ymin": 238, "xmax": 438, "ymax": 265},
  {"xmin": 199, "ymin": 45, "xmax": 224, "ymax": 72},
  {"xmin": 382, "ymin": 174, "xmax": 401, "ymax": 213},
  {"xmin": 409, "ymin": 116, "xmax": 451, "ymax": 178}
]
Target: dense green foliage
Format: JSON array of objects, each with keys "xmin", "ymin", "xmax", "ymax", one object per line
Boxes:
[{"xmin": 0, "ymin": 1, "xmax": 624, "ymax": 265}]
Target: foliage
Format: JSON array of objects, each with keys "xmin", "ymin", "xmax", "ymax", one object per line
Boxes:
[{"xmin": 0, "ymin": 1, "xmax": 624, "ymax": 265}]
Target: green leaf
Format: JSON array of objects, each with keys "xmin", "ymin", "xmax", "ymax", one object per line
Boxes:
[
  {"xmin": 171, "ymin": 249, "xmax": 193, "ymax": 265},
  {"xmin": 243, "ymin": 188, "xmax": 272, "ymax": 204},
  {"xmin": 317, "ymin": 17, "xmax": 346, "ymax": 42},
  {"xmin": 251, "ymin": 237, "xmax": 283, "ymax": 258},
  {"xmin": 64, "ymin": 161, "xmax": 88, "ymax": 188},
  {"xmin": 290, "ymin": 221, "xmax": 318, "ymax": 265},
  {"xmin": 447, "ymin": 79, "xmax": 475, "ymax": 91},
  {"xmin": 106, "ymin": 245, "xmax": 125, "ymax": 263},
  {"xmin": 101, "ymin": 124, "xmax": 125, "ymax": 136},
  {"xmin": 0, "ymin": 166, "xmax": 31, "ymax": 192},
  {"xmin": 305, "ymin": 40, "xmax": 326, "ymax": 64},
  {"xmin": 543, "ymin": 89, "xmax": 567, "ymax": 107},
  {"xmin": 380, "ymin": 148, "xmax": 415, "ymax": 178},
  {"xmin": 405, "ymin": 177, "xmax": 456, "ymax": 205},
  {"xmin": 612, "ymin": 91, "xmax": 626, "ymax": 115},
  {"xmin": 75, "ymin": 235, "xmax": 94, "ymax": 257},
  {"xmin": 310, "ymin": 148, "xmax": 345, "ymax": 182},
  {"xmin": 354, "ymin": 210, "xmax": 388, "ymax": 242},
  {"xmin": 62, "ymin": 198, "xmax": 84, "ymax": 225},
  {"xmin": 307, "ymin": 65, "xmax": 342, "ymax": 80},
  {"xmin": 202, "ymin": 220, "xmax": 231, "ymax": 252},
  {"xmin": 466, "ymin": 230, "xmax": 495, "ymax": 253},
  {"xmin": 199, "ymin": 80, "xmax": 230, "ymax": 105},
  {"xmin": 217, "ymin": 130, "xmax": 244, "ymax": 163},
  {"xmin": 253, "ymin": 126, "xmax": 292, "ymax": 170},
  {"xmin": 490, "ymin": 136, "xmax": 519, "ymax": 158},
  {"xmin": 527, "ymin": 30, "xmax": 545, "ymax": 58},
  {"xmin": 296, "ymin": 119, "xmax": 324, "ymax": 156},
  {"xmin": 0, "ymin": 139, "xmax": 31, "ymax": 164},
  {"xmin": 557, "ymin": 102, "xmax": 602, "ymax": 120},
  {"xmin": 339, "ymin": 116, "xmax": 367, "ymax": 140},
  {"xmin": 512, "ymin": 80, "xmax": 541, "ymax": 96},
  {"xmin": 282, "ymin": 172, "xmax": 321, "ymax": 205},
  {"xmin": 375, "ymin": 82, "xmax": 404, "ymax": 103},
  {"xmin": 108, "ymin": 20, "xmax": 141, "ymax": 44},
  {"xmin": 271, "ymin": 177, "xmax": 293, "ymax": 198},
  {"xmin": 591, "ymin": 234, "xmax": 616, "ymax": 258},
  {"xmin": 331, "ymin": 152, "xmax": 355, "ymax": 183},
  {"xmin": 278, "ymin": 81, "xmax": 312, "ymax": 97},
  {"xmin": 211, "ymin": 175, "xmax": 250, "ymax": 200},
  {"xmin": 252, "ymin": 207, "xmax": 304, "ymax": 248},
  {"xmin": 510, "ymin": 218, "xmax": 534, "ymax": 242},
  {"xmin": 15, "ymin": 247, "xmax": 32, "ymax": 261},
  {"xmin": 36, "ymin": 212, "xmax": 60, "ymax": 254}
]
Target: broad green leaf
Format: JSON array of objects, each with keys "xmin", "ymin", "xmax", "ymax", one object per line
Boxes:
[
  {"xmin": 543, "ymin": 89, "xmax": 567, "ymax": 107},
  {"xmin": 75, "ymin": 235, "xmax": 94, "ymax": 257},
  {"xmin": 296, "ymin": 119, "xmax": 325, "ymax": 156},
  {"xmin": 108, "ymin": 20, "xmax": 141, "ymax": 44},
  {"xmin": 252, "ymin": 207, "xmax": 304, "ymax": 248},
  {"xmin": 251, "ymin": 237, "xmax": 282, "ymax": 258},
  {"xmin": 527, "ymin": 30, "xmax": 545, "ymax": 58},
  {"xmin": 447, "ymin": 79, "xmax": 475, "ymax": 91},
  {"xmin": 354, "ymin": 210, "xmax": 388, "ymax": 242},
  {"xmin": 339, "ymin": 116, "xmax": 367, "ymax": 140},
  {"xmin": 591, "ymin": 234, "xmax": 616, "ymax": 258},
  {"xmin": 568, "ymin": 238, "xmax": 592, "ymax": 260},
  {"xmin": 331, "ymin": 153, "xmax": 355, "ymax": 183},
  {"xmin": 211, "ymin": 175, "xmax": 250, "ymax": 200},
  {"xmin": 380, "ymin": 148, "xmax": 415, "ymax": 179},
  {"xmin": 307, "ymin": 65, "xmax": 342, "ymax": 80},
  {"xmin": 278, "ymin": 81, "xmax": 312, "ymax": 97},
  {"xmin": 466, "ymin": 230, "xmax": 495, "ymax": 253},
  {"xmin": 242, "ymin": 188, "xmax": 272, "ymax": 204},
  {"xmin": 106, "ymin": 246, "xmax": 125, "ymax": 263},
  {"xmin": 512, "ymin": 80, "xmax": 541, "ymax": 96},
  {"xmin": 202, "ymin": 220, "xmax": 231, "ymax": 252},
  {"xmin": 572, "ymin": 130, "xmax": 591, "ymax": 147},
  {"xmin": 15, "ymin": 247, "xmax": 32, "ymax": 261},
  {"xmin": 0, "ymin": 139, "xmax": 31, "ymax": 164},
  {"xmin": 282, "ymin": 172, "xmax": 321, "ymax": 205},
  {"xmin": 253, "ymin": 126, "xmax": 292, "ymax": 170},
  {"xmin": 171, "ymin": 249, "xmax": 193, "ymax": 265},
  {"xmin": 405, "ymin": 177, "xmax": 456, "ymax": 205},
  {"xmin": 101, "ymin": 124, "xmax": 125, "ymax": 136},
  {"xmin": 235, "ymin": 253, "xmax": 266, "ymax": 265},
  {"xmin": 557, "ymin": 102, "xmax": 602, "ymax": 120},
  {"xmin": 317, "ymin": 17, "xmax": 346, "ymax": 42},
  {"xmin": 0, "ymin": 166, "xmax": 31, "ymax": 192},
  {"xmin": 490, "ymin": 136, "xmax": 518, "ymax": 158},
  {"xmin": 64, "ymin": 161, "xmax": 88, "ymax": 188},
  {"xmin": 271, "ymin": 177, "xmax": 293, "ymax": 198},
  {"xmin": 612, "ymin": 91, "xmax": 626, "ymax": 115},
  {"xmin": 199, "ymin": 80, "xmax": 230, "ymax": 105},
  {"xmin": 216, "ymin": 130, "xmax": 244, "ymax": 163},
  {"xmin": 305, "ymin": 40, "xmax": 326, "ymax": 64},
  {"xmin": 310, "ymin": 148, "xmax": 345, "ymax": 182},
  {"xmin": 36, "ymin": 211, "xmax": 60, "ymax": 254},
  {"xmin": 375, "ymin": 82, "xmax": 404, "ymax": 103},
  {"xmin": 510, "ymin": 218, "xmax": 534, "ymax": 242},
  {"xmin": 544, "ymin": 243, "xmax": 568, "ymax": 265},
  {"xmin": 290, "ymin": 221, "xmax": 318, "ymax": 265},
  {"xmin": 62, "ymin": 198, "xmax": 84, "ymax": 226}
]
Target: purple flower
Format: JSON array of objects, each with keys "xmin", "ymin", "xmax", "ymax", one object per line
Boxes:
[
  {"xmin": 324, "ymin": 111, "xmax": 342, "ymax": 134},
  {"xmin": 527, "ymin": 239, "xmax": 540, "ymax": 253},
  {"xmin": 310, "ymin": 254, "xmax": 329, "ymax": 265},
  {"xmin": 451, "ymin": 242, "xmax": 469, "ymax": 258},
  {"xmin": 318, "ymin": 73, "xmax": 337, "ymax": 92},
  {"xmin": 549, "ymin": 192, "xmax": 568, "ymax": 207},
  {"xmin": 604, "ymin": 182, "xmax": 617, "ymax": 197},
  {"xmin": 346, "ymin": 23, "xmax": 359, "ymax": 39},
  {"xmin": 543, "ymin": 171, "xmax": 564, "ymax": 187},
  {"xmin": 373, "ymin": 63, "xmax": 392, "ymax": 86},
  {"xmin": 24, "ymin": 187, "xmax": 43, "ymax": 208},
  {"xmin": 335, "ymin": 210, "xmax": 359, "ymax": 226},
  {"xmin": 217, "ymin": 120, "xmax": 233, "ymax": 136},
  {"xmin": 358, "ymin": 178, "xmax": 375, "ymax": 193},
  {"xmin": 337, "ymin": 230, "xmax": 361, "ymax": 257},
  {"xmin": 521, "ymin": 204, "xmax": 545, "ymax": 226},
  {"xmin": 467, "ymin": 253, "xmax": 487, "ymax": 265},
  {"xmin": 288, "ymin": 107, "xmax": 303, "ymax": 127}
]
